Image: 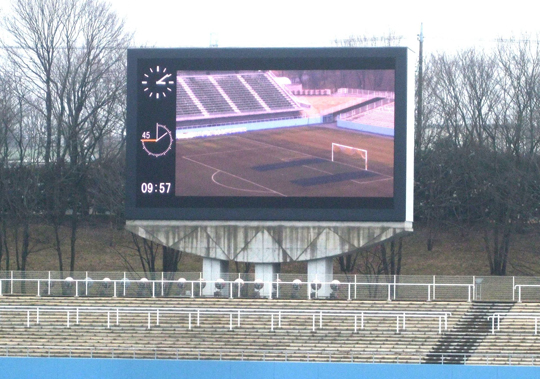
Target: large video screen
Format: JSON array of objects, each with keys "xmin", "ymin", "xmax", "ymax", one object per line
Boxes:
[{"xmin": 126, "ymin": 48, "xmax": 413, "ymax": 221}]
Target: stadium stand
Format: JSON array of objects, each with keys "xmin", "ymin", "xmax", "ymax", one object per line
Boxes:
[
  {"xmin": 176, "ymin": 72, "xmax": 302, "ymax": 129},
  {"xmin": 0, "ymin": 296, "xmax": 473, "ymax": 362},
  {"xmin": 175, "ymin": 82, "xmax": 205, "ymax": 118},
  {"xmin": 424, "ymin": 302, "xmax": 514, "ymax": 364},
  {"xmin": 215, "ymin": 76, "xmax": 266, "ymax": 112},
  {"xmin": 346, "ymin": 103, "xmax": 395, "ymax": 129},
  {"xmin": 184, "ymin": 76, "xmax": 235, "ymax": 115},
  {"xmin": 2, "ymin": 275, "xmax": 540, "ymax": 365},
  {"xmin": 469, "ymin": 302, "xmax": 540, "ymax": 365},
  {"xmin": 240, "ymin": 74, "xmax": 296, "ymax": 110}
]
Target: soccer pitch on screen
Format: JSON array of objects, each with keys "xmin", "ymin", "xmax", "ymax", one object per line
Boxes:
[{"xmin": 125, "ymin": 48, "xmax": 414, "ymax": 222}]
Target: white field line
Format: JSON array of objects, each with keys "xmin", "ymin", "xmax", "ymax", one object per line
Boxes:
[
  {"xmin": 235, "ymin": 135, "xmax": 392, "ymax": 179},
  {"xmin": 182, "ymin": 156, "xmax": 287, "ymax": 197},
  {"xmin": 210, "ymin": 171, "xmax": 275, "ymax": 194}
]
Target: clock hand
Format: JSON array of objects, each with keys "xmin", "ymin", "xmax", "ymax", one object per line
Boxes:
[{"xmin": 156, "ymin": 73, "xmax": 172, "ymax": 85}]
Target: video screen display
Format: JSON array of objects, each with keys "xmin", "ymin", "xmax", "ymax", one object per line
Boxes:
[{"xmin": 126, "ymin": 48, "xmax": 412, "ymax": 221}]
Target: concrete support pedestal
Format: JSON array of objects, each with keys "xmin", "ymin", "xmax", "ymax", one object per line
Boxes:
[
  {"xmin": 254, "ymin": 263, "xmax": 280, "ymax": 298},
  {"xmin": 307, "ymin": 258, "xmax": 333, "ymax": 298},
  {"xmin": 126, "ymin": 221, "xmax": 413, "ymax": 299},
  {"xmin": 202, "ymin": 258, "xmax": 229, "ymax": 297}
]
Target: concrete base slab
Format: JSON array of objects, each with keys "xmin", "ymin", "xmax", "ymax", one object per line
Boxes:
[{"xmin": 125, "ymin": 221, "xmax": 413, "ymax": 264}]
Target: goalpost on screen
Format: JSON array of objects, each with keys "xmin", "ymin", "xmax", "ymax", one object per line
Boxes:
[{"xmin": 331, "ymin": 143, "xmax": 368, "ymax": 170}]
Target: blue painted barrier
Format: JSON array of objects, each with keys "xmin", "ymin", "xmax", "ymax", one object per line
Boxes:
[
  {"xmin": 1, "ymin": 358, "xmax": 539, "ymax": 379},
  {"xmin": 337, "ymin": 119, "xmax": 394, "ymax": 137},
  {"xmin": 176, "ymin": 117, "xmax": 323, "ymax": 139}
]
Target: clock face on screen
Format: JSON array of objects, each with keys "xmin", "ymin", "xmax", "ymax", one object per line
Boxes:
[{"xmin": 141, "ymin": 65, "xmax": 175, "ymax": 99}]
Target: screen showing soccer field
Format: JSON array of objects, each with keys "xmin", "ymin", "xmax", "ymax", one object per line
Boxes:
[
  {"xmin": 174, "ymin": 69, "xmax": 394, "ymax": 198},
  {"xmin": 126, "ymin": 48, "xmax": 413, "ymax": 221}
]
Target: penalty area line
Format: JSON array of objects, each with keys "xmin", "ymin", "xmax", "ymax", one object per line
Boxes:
[
  {"xmin": 182, "ymin": 156, "xmax": 287, "ymax": 197},
  {"xmin": 211, "ymin": 171, "xmax": 277, "ymax": 194}
]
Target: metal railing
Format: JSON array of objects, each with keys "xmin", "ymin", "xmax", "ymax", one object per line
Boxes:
[
  {"xmin": 0, "ymin": 305, "xmax": 451, "ymax": 334},
  {"xmin": 0, "ymin": 345, "xmax": 538, "ymax": 365},
  {"xmin": 337, "ymin": 98, "xmax": 394, "ymax": 121},
  {"xmin": 335, "ymin": 88, "xmax": 395, "ymax": 99},
  {"xmin": 514, "ymin": 284, "xmax": 540, "ymax": 302},
  {"xmin": 0, "ymin": 275, "xmax": 475, "ymax": 302},
  {"xmin": 488, "ymin": 312, "xmax": 540, "ymax": 335},
  {"xmin": 2, "ymin": 271, "xmax": 540, "ymax": 302}
]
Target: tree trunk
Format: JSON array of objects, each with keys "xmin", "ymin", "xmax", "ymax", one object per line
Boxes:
[
  {"xmin": 162, "ymin": 246, "xmax": 182, "ymax": 296},
  {"xmin": 484, "ymin": 225, "xmax": 511, "ymax": 276},
  {"xmin": 54, "ymin": 223, "xmax": 64, "ymax": 279},
  {"xmin": 21, "ymin": 220, "xmax": 30, "ymax": 294},
  {"xmin": 162, "ymin": 246, "xmax": 181, "ymax": 273},
  {"xmin": 69, "ymin": 215, "xmax": 78, "ymax": 277},
  {"xmin": 2, "ymin": 219, "xmax": 8, "ymax": 270},
  {"xmin": 380, "ymin": 238, "xmax": 403, "ymax": 276}
]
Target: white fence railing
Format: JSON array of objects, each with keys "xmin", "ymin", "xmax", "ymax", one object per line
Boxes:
[
  {"xmin": 2, "ymin": 272, "xmax": 540, "ymax": 302},
  {"xmin": 0, "ymin": 277, "xmax": 475, "ymax": 302},
  {"xmin": 337, "ymin": 98, "xmax": 394, "ymax": 121},
  {"xmin": 514, "ymin": 285, "xmax": 540, "ymax": 302},
  {"xmin": 0, "ymin": 345, "xmax": 538, "ymax": 365},
  {"xmin": 488, "ymin": 312, "xmax": 540, "ymax": 335},
  {"xmin": 0, "ymin": 305, "xmax": 452, "ymax": 334},
  {"xmin": 336, "ymin": 88, "xmax": 395, "ymax": 99}
]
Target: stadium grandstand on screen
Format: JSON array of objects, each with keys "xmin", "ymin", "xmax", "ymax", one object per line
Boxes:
[{"xmin": 125, "ymin": 48, "xmax": 414, "ymax": 222}]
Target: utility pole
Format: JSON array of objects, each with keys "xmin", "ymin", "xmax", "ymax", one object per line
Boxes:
[
  {"xmin": 416, "ymin": 23, "xmax": 424, "ymax": 151},
  {"xmin": 209, "ymin": 33, "xmax": 219, "ymax": 48}
]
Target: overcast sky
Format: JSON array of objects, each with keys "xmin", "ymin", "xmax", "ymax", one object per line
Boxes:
[
  {"xmin": 1, "ymin": 0, "xmax": 540, "ymax": 54},
  {"xmin": 108, "ymin": 0, "xmax": 540, "ymax": 54}
]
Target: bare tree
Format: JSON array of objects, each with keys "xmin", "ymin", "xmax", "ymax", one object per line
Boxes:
[
  {"xmin": 2, "ymin": 0, "xmax": 68, "ymax": 165},
  {"xmin": 0, "ymin": 64, "xmax": 50, "ymax": 277},
  {"xmin": 333, "ymin": 31, "xmax": 403, "ymax": 47},
  {"xmin": 416, "ymin": 39, "xmax": 540, "ymax": 275},
  {"xmin": 0, "ymin": 66, "xmax": 18, "ymax": 269},
  {"xmin": 3, "ymin": 0, "xmax": 131, "ymax": 276}
]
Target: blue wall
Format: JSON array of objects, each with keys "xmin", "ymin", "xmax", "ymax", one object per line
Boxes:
[
  {"xmin": 337, "ymin": 119, "xmax": 394, "ymax": 137},
  {"xmin": 1, "ymin": 358, "xmax": 539, "ymax": 379},
  {"xmin": 176, "ymin": 117, "xmax": 323, "ymax": 139}
]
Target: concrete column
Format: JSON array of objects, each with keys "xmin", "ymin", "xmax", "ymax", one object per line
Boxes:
[
  {"xmin": 254, "ymin": 263, "xmax": 280, "ymax": 298},
  {"xmin": 202, "ymin": 258, "xmax": 229, "ymax": 296},
  {"xmin": 307, "ymin": 258, "xmax": 333, "ymax": 298}
]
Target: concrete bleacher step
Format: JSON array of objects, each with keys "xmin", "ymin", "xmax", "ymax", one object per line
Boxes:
[
  {"xmin": 423, "ymin": 301, "xmax": 515, "ymax": 364},
  {"xmin": 470, "ymin": 302, "xmax": 540, "ymax": 360},
  {"xmin": 0, "ymin": 295, "xmax": 480, "ymax": 362}
]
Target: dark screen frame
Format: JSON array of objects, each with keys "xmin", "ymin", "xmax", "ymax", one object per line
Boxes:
[{"xmin": 126, "ymin": 47, "xmax": 411, "ymax": 221}]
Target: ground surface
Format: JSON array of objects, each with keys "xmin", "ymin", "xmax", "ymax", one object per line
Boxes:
[
  {"xmin": 175, "ymin": 125, "xmax": 394, "ymax": 197},
  {"xmin": 3, "ymin": 221, "xmax": 540, "ymax": 277}
]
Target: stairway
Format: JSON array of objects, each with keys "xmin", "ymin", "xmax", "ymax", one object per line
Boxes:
[{"xmin": 423, "ymin": 302, "xmax": 514, "ymax": 364}]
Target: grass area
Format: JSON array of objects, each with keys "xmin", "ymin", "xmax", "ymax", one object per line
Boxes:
[
  {"xmin": 398, "ymin": 226, "xmax": 488, "ymax": 275},
  {"xmin": 0, "ymin": 220, "xmax": 203, "ymax": 273},
  {"xmin": 2, "ymin": 220, "xmax": 539, "ymax": 276},
  {"xmin": 398, "ymin": 224, "xmax": 540, "ymax": 276}
]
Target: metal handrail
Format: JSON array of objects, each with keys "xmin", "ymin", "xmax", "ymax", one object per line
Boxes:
[
  {"xmin": 0, "ymin": 305, "xmax": 451, "ymax": 334},
  {"xmin": 513, "ymin": 284, "xmax": 540, "ymax": 303},
  {"xmin": 0, "ymin": 345, "xmax": 537, "ymax": 365},
  {"xmin": 0, "ymin": 277, "xmax": 475, "ymax": 302},
  {"xmin": 488, "ymin": 312, "xmax": 540, "ymax": 335}
]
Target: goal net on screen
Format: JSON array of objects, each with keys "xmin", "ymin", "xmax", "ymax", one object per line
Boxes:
[{"xmin": 331, "ymin": 143, "xmax": 368, "ymax": 170}]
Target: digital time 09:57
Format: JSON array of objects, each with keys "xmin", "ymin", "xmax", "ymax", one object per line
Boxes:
[{"xmin": 141, "ymin": 182, "xmax": 171, "ymax": 194}]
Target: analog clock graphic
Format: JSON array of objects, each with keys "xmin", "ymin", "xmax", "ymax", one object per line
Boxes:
[
  {"xmin": 141, "ymin": 123, "xmax": 173, "ymax": 157},
  {"xmin": 141, "ymin": 65, "xmax": 175, "ymax": 99}
]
